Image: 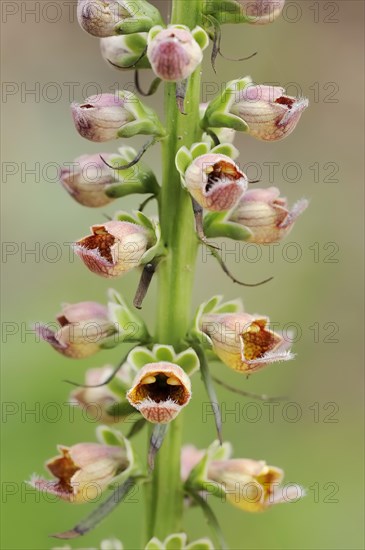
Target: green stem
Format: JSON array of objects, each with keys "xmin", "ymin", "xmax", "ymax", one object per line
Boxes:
[{"xmin": 144, "ymin": 0, "xmax": 204, "ymax": 542}]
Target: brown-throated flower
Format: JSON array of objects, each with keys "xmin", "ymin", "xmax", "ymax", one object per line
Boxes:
[
  {"xmin": 71, "ymin": 94, "xmax": 134, "ymax": 142},
  {"xmin": 238, "ymin": 0, "xmax": 285, "ymax": 24},
  {"xmin": 70, "ymin": 364, "xmax": 135, "ymax": 424},
  {"xmin": 74, "ymin": 220, "xmax": 152, "ymax": 278},
  {"xmin": 126, "ymin": 362, "xmax": 191, "ymax": 423},
  {"xmin": 208, "ymin": 458, "xmax": 302, "ymax": 512},
  {"xmin": 35, "ymin": 301, "xmax": 116, "ymax": 359},
  {"xmin": 230, "ymin": 83, "xmax": 308, "ymax": 141},
  {"xmin": 181, "ymin": 444, "xmax": 304, "ymax": 512},
  {"xmin": 30, "ymin": 442, "xmax": 128, "ymax": 503},
  {"xmin": 147, "ymin": 26, "xmax": 204, "ymax": 81},
  {"xmin": 200, "ymin": 312, "xmax": 293, "ymax": 373},
  {"xmin": 184, "ymin": 154, "xmax": 248, "ymax": 211},
  {"xmin": 60, "ymin": 154, "xmax": 118, "ymax": 207},
  {"xmin": 229, "ymin": 187, "xmax": 309, "ymax": 243}
]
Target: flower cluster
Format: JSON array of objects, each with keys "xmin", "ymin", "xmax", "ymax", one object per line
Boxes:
[{"xmin": 32, "ymin": 0, "xmax": 309, "ymax": 547}]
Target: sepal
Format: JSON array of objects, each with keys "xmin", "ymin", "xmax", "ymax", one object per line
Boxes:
[
  {"xmin": 101, "ymin": 33, "xmax": 150, "ymax": 70},
  {"xmin": 145, "ymin": 534, "xmax": 214, "ymax": 550},
  {"xmin": 184, "ymin": 440, "xmax": 231, "ymax": 497},
  {"xmin": 96, "ymin": 425, "xmax": 145, "ymax": 479},
  {"xmin": 190, "ymin": 295, "xmax": 243, "ymax": 346},
  {"xmin": 203, "ymin": 211, "xmax": 253, "ymax": 241},
  {"xmin": 117, "ymin": 91, "xmax": 166, "ymax": 138},
  {"xmin": 201, "ymin": 77, "xmax": 252, "ymax": 131},
  {"xmin": 107, "ymin": 289, "xmax": 149, "ymax": 344},
  {"xmin": 127, "ymin": 344, "xmax": 200, "ymax": 376},
  {"xmin": 113, "ymin": 0, "xmax": 164, "ymax": 35},
  {"xmin": 106, "ymin": 146, "xmax": 159, "ymax": 198},
  {"xmin": 203, "ymin": 0, "xmax": 254, "ymax": 24},
  {"xmin": 176, "ymin": 142, "xmax": 239, "ymax": 186}
]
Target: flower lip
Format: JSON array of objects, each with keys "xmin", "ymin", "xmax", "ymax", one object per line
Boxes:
[
  {"xmin": 78, "ymin": 227, "xmax": 115, "ymax": 263},
  {"xmin": 127, "ymin": 363, "xmax": 190, "ymax": 407},
  {"xmin": 74, "ymin": 220, "xmax": 150, "ymax": 278},
  {"xmin": 241, "ymin": 318, "xmax": 281, "ymax": 361},
  {"xmin": 30, "ymin": 442, "xmax": 129, "ymax": 502},
  {"xmin": 127, "ymin": 362, "xmax": 192, "ymax": 423},
  {"xmin": 201, "ymin": 312, "xmax": 293, "ymax": 373},
  {"xmin": 204, "ymin": 160, "xmax": 244, "ymax": 194}
]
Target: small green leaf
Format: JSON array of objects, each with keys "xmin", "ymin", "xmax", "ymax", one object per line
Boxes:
[
  {"xmin": 136, "ymin": 210, "xmax": 155, "ymax": 230},
  {"xmin": 204, "ymin": 220, "xmax": 253, "ymax": 241},
  {"xmin": 97, "ymin": 426, "xmax": 125, "ymax": 447},
  {"xmin": 190, "ymin": 141, "xmax": 210, "ymax": 159},
  {"xmin": 115, "ymin": 211, "xmax": 140, "ymax": 224},
  {"xmin": 187, "ymin": 540, "xmax": 214, "ymax": 550},
  {"xmin": 155, "ymin": 345, "xmax": 175, "ymax": 362},
  {"xmin": 175, "ymin": 349, "xmax": 200, "ymax": 375},
  {"xmin": 192, "ymin": 26, "xmax": 209, "ymax": 50},
  {"xmin": 148, "ymin": 25, "xmax": 164, "ymax": 42},
  {"xmin": 165, "ymin": 533, "xmax": 186, "ymax": 550},
  {"xmin": 175, "ymin": 146, "xmax": 193, "ymax": 176},
  {"xmin": 203, "ymin": 211, "xmax": 226, "ymax": 230},
  {"xmin": 210, "ymin": 143, "xmax": 239, "ymax": 159},
  {"xmin": 208, "ymin": 112, "xmax": 248, "ymax": 132},
  {"xmin": 145, "ymin": 538, "xmax": 164, "ymax": 550},
  {"xmin": 129, "ymin": 348, "xmax": 155, "ymax": 368},
  {"xmin": 202, "ymin": 295, "xmax": 221, "ymax": 314},
  {"xmin": 215, "ymin": 300, "xmax": 242, "ymax": 314},
  {"xmin": 124, "ymin": 32, "xmax": 148, "ymax": 53}
]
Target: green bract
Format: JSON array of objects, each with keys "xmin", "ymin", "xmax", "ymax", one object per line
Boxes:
[
  {"xmin": 203, "ymin": 210, "xmax": 253, "ymax": 241},
  {"xmin": 105, "ymin": 146, "xmax": 160, "ymax": 199},
  {"xmin": 184, "ymin": 440, "xmax": 231, "ymax": 498},
  {"xmin": 201, "ymin": 77, "xmax": 252, "ymax": 132},
  {"xmin": 106, "ymin": 288, "xmax": 150, "ymax": 346},
  {"xmin": 96, "ymin": 425, "xmax": 145, "ymax": 481},
  {"xmin": 114, "ymin": 0, "xmax": 164, "ymax": 34},
  {"xmin": 117, "ymin": 91, "xmax": 166, "ymax": 138}
]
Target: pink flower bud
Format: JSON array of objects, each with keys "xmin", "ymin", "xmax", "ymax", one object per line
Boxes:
[
  {"xmin": 35, "ymin": 301, "xmax": 115, "ymax": 359},
  {"xmin": 238, "ymin": 0, "xmax": 285, "ymax": 25},
  {"xmin": 230, "ymin": 84, "xmax": 308, "ymax": 141},
  {"xmin": 147, "ymin": 27, "xmax": 203, "ymax": 81},
  {"xmin": 74, "ymin": 220, "xmax": 151, "ymax": 278},
  {"xmin": 200, "ymin": 312, "xmax": 293, "ymax": 373},
  {"xmin": 230, "ymin": 187, "xmax": 308, "ymax": 243},
  {"xmin": 60, "ymin": 154, "xmax": 118, "ymax": 207},
  {"xmin": 70, "ymin": 364, "xmax": 135, "ymax": 424},
  {"xmin": 77, "ymin": 0, "xmax": 129, "ymax": 37},
  {"xmin": 71, "ymin": 94, "xmax": 134, "ymax": 142},
  {"xmin": 126, "ymin": 362, "xmax": 191, "ymax": 423},
  {"xmin": 30, "ymin": 442, "xmax": 128, "ymax": 503},
  {"xmin": 184, "ymin": 154, "xmax": 248, "ymax": 211}
]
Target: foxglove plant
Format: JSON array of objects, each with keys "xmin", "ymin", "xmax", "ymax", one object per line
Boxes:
[{"xmin": 32, "ymin": 0, "xmax": 309, "ymax": 547}]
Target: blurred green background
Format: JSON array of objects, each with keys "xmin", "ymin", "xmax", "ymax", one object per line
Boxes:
[{"xmin": 1, "ymin": 1, "xmax": 364, "ymax": 549}]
